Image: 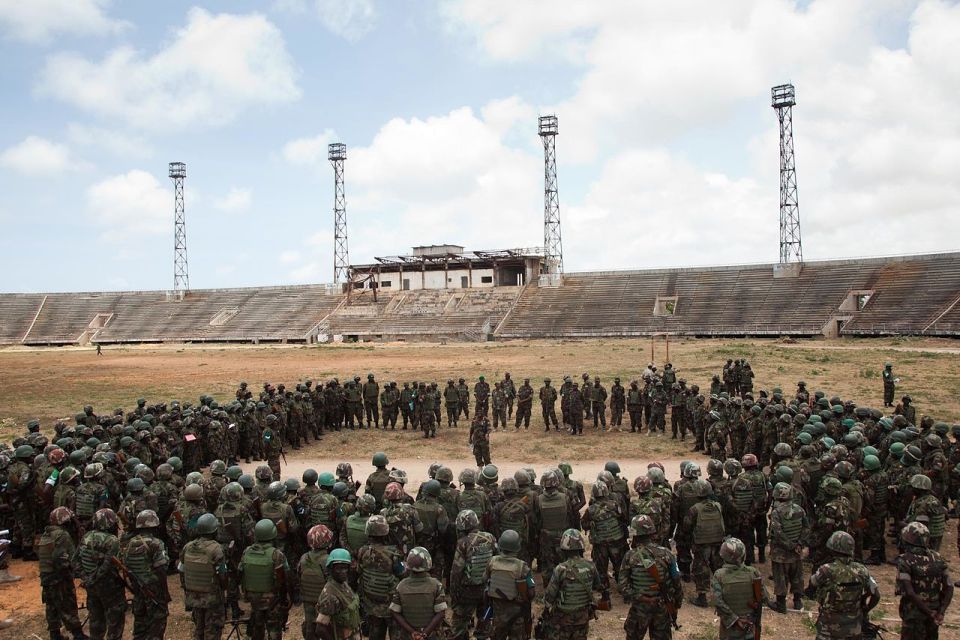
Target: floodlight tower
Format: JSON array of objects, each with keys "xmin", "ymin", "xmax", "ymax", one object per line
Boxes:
[
  {"xmin": 329, "ymin": 143, "xmax": 349, "ymax": 284},
  {"xmin": 169, "ymin": 162, "xmax": 189, "ymax": 295},
  {"xmin": 539, "ymin": 115, "xmax": 563, "ymax": 274},
  {"xmin": 772, "ymin": 84, "xmax": 803, "ymax": 264}
]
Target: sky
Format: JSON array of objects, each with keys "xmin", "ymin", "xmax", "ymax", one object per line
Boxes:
[{"xmin": 0, "ymin": 0, "xmax": 958, "ymax": 292}]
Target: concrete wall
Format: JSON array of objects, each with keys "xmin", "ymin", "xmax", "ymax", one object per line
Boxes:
[{"xmin": 366, "ymin": 268, "xmax": 496, "ymax": 290}]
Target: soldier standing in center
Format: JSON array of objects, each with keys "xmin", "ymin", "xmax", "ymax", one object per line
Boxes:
[
  {"xmin": 768, "ymin": 482, "xmax": 809, "ymax": 612},
  {"xmin": 492, "ymin": 382, "xmax": 507, "ymax": 431},
  {"xmin": 711, "ymin": 537, "xmax": 769, "ymax": 640},
  {"xmin": 180, "ymin": 513, "xmax": 228, "ymax": 640},
  {"xmin": 363, "ymin": 373, "xmax": 380, "ymax": 429},
  {"xmin": 539, "ymin": 378, "xmax": 559, "ymax": 431},
  {"xmin": 391, "ymin": 547, "xmax": 449, "ymax": 640},
  {"xmin": 240, "ymin": 519, "xmax": 293, "ymax": 640},
  {"xmin": 470, "ymin": 417, "xmax": 492, "ymax": 468},
  {"xmin": 609, "ymin": 377, "xmax": 625, "ymax": 431},
  {"xmin": 535, "ymin": 470, "xmax": 573, "ymax": 581},
  {"xmin": 444, "ymin": 380, "xmax": 461, "ymax": 428},
  {"xmin": 515, "ymin": 379, "xmax": 533, "ymax": 430},
  {"xmin": 542, "ymin": 529, "xmax": 605, "ymax": 640},
  {"xmin": 502, "ymin": 372, "xmax": 516, "ymax": 420},
  {"xmin": 619, "ymin": 514, "xmax": 682, "ymax": 640},
  {"xmin": 474, "ymin": 376, "xmax": 490, "ymax": 418},
  {"xmin": 569, "ymin": 382, "xmax": 584, "ymax": 436},
  {"xmin": 457, "ymin": 378, "xmax": 470, "ymax": 422},
  {"xmin": 39, "ymin": 507, "xmax": 86, "ymax": 640},
  {"xmin": 590, "ymin": 377, "xmax": 607, "ymax": 431},
  {"xmin": 685, "ymin": 480, "xmax": 725, "ymax": 607}
]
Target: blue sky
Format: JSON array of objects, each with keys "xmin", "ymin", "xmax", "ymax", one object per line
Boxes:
[{"xmin": 1, "ymin": 0, "xmax": 958, "ymax": 292}]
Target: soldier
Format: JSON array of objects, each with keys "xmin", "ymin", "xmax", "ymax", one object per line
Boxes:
[
  {"xmin": 240, "ymin": 519, "xmax": 293, "ymax": 640},
  {"xmin": 355, "ymin": 515, "xmax": 403, "ymax": 640},
  {"xmin": 456, "ymin": 468, "xmax": 492, "ymax": 531},
  {"xmin": 485, "ymin": 529, "xmax": 535, "ymax": 640},
  {"xmin": 457, "ymin": 378, "xmax": 471, "ymax": 421},
  {"xmin": 580, "ymin": 373, "xmax": 593, "ymax": 420},
  {"xmin": 671, "ymin": 462, "xmax": 701, "ymax": 582},
  {"xmin": 711, "ymin": 537, "xmax": 769, "ymax": 640},
  {"xmin": 560, "ymin": 376, "xmax": 573, "ymax": 427},
  {"xmin": 120, "ymin": 509, "xmax": 172, "ymax": 640},
  {"xmin": 809, "ymin": 531, "xmax": 880, "ymax": 640},
  {"xmin": 581, "ymin": 481, "xmax": 626, "ymax": 592},
  {"xmin": 590, "ymin": 377, "xmax": 607, "ymax": 431},
  {"xmin": 496, "ymin": 478, "xmax": 532, "ymax": 562},
  {"xmin": 260, "ymin": 481, "xmax": 300, "ymax": 559},
  {"xmin": 301, "ymin": 471, "xmax": 341, "ymax": 546},
  {"xmin": 540, "ymin": 378, "xmax": 559, "ymax": 431},
  {"xmin": 345, "ymin": 377, "xmax": 364, "ymax": 429},
  {"xmin": 75, "ymin": 462, "xmax": 110, "ymax": 531},
  {"xmin": 492, "ymin": 383, "xmax": 507, "ymax": 431},
  {"xmin": 906, "ymin": 474, "xmax": 946, "ymax": 552},
  {"xmin": 569, "ymin": 382, "xmax": 584, "ymax": 436},
  {"xmin": 215, "ymin": 482, "xmax": 254, "ymax": 620},
  {"xmin": 298, "ymin": 524, "xmax": 333, "ymax": 640},
  {"xmin": 811, "ymin": 477, "xmax": 852, "ymax": 572},
  {"xmin": 449, "ymin": 509, "xmax": 495, "ymax": 640},
  {"xmin": 382, "ymin": 482, "xmax": 423, "ymax": 553},
  {"xmin": 896, "ymin": 395, "xmax": 916, "ymax": 426},
  {"xmin": 897, "ymin": 522, "xmax": 953, "ymax": 640},
  {"xmin": 7, "ymin": 445, "xmax": 37, "ymax": 559},
  {"xmin": 607, "ymin": 377, "xmax": 625, "ymax": 431},
  {"xmin": 365, "ymin": 452, "xmax": 392, "ymax": 508},
  {"xmin": 363, "ymin": 373, "xmax": 380, "ymax": 429},
  {"xmin": 314, "ymin": 548, "xmax": 361, "ymax": 640},
  {"xmin": 413, "ymin": 480, "xmax": 450, "ymax": 579},
  {"xmin": 535, "ymin": 469, "xmax": 573, "ymax": 580},
  {"xmin": 444, "ymin": 380, "xmax": 461, "ymax": 428},
  {"xmin": 420, "ymin": 384, "xmax": 437, "ymax": 438},
  {"xmin": 559, "ymin": 463, "xmax": 586, "ymax": 528},
  {"xmin": 685, "ymin": 480, "xmax": 725, "ymax": 607},
  {"xmin": 860, "ymin": 454, "xmax": 889, "ymax": 565},
  {"xmin": 180, "ymin": 513, "xmax": 228, "ymax": 640},
  {"xmin": 542, "ymin": 528, "xmax": 605, "ymax": 640},
  {"xmin": 380, "ymin": 381, "xmax": 398, "ymax": 430},
  {"xmin": 768, "ymin": 482, "xmax": 809, "ymax": 612},
  {"xmin": 390, "ymin": 547, "xmax": 449, "ymax": 639},
  {"xmin": 882, "ymin": 363, "xmax": 895, "ymax": 407},
  {"xmin": 474, "ymin": 376, "xmax": 491, "ymax": 418},
  {"xmin": 262, "ymin": 414, "xmax": 284, "ymax": 480},
  {"xmin": 618, "ymin": 514, "xmax": 681, "ymax": 640},
  {"xmin": 470, "ymin": 416, "xmax": 492, "ymax": 467},
  {"xmin": 627, "ymin": 381, "xmax": 644, "ymax": 434},
  {"xmin": 649, "ymin": 381, "xmax": 667, "ymax": 434},
  {"xmin": 38, "ymin": 507, "xmax": 85, "ymax": 640},
  {"xmin": 400, "ymin": 383, "xmax": 414, "ymax": 429},
  {"xmin": 515, "ymin": 379, "xmax": 533, "ymax": 430},
  {"xmin": 77, "ymin": 508, "xmax": 126, "ymax": 640}
]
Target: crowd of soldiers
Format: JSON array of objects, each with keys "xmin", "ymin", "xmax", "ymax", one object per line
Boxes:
[{"xmin": 0, "ymin": 358, "xmax": 956, "ymax": 640}]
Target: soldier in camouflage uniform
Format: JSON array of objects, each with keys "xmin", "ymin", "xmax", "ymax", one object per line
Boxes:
[
  {"xmin": 485, "ymin": 529, "xmax": 535, "ymax": 640},
  {"xmin": 7, "ymin": 445, "xmax": 38, "ymax": 559},
  {"xmin": 78, "ymin": 508, "xmax": 127, "ymax": 640},
  {"xmin": 215, "ymin": 481, "xmax": 254, "ymax": 620},
  {"xmin": 685, "ymin": 479, "xmax": 725, "ymax": 607},
  {"xmin": 121, "ymin": 509, "xmax": 172, "ymax": 640},
  {"xmin": 420, "ymin": 383, "xmax": 437, "ymax": 438},
  {"xmin": 542, "ymin": 528, "xmax": 605, "ymax": 640},
  {"xmin": 540, "ymin": 378, "xmax": 559, "ymax": 431},
  {"xmin": 514, "ymin": 379, "xmax": 533, "ymax": 429},
  {"xmin": 259, "ymin": 481, "xmax": 300, "ymax": 559},
  {"xmin": 341, "ymin": 494, "xmax": 376, "ymax": 556},
  {"xmin": 568, "ymin": 382, "xmax": 584, "ymax": 435},
  {"xmin": 618, "ymin": 515, "xmax": 682, "ymax": 640},
  {"xmin": 712, "ymin": 537, "xmax": 769, "ymax": 640},
  {"xmin": 906, "ymin": 474, "xmax": 946, "ymax": 552},
  {"xmin": 38, "ymin": 507, "xmax": 86, "ymax": 640},
  {"xmin": 470, "ymin": 416, "xmax": 492, "ymax": 468},
  {"xmin": 363, "ymin": 373, "xmax": 380, "ymax": 429},
  {"xmin": 896, "ymin": 522, "xmax": 953, "ymax": 640},
  {"xmin": 382, "ymin": 482, "xmax": 423, "ymax": 554},
  {"xmin": 301, "ymin": 471, "xmax": 341, "ymax": 548},
  {"xmin": 492, "ymin": 383, "xmax": 507, "ymax": 431},
  {"xmin": 391, "ymin": 547, "xmax": 449, "ymax": 640},
  {"xmin": 811, "ymin": 477, "xmax": 852, "ymax": 573},
  {"xmin": 671, "ymin": 462, "xmax": 701, "ymax": 582},
  {"xmin": 581, "ymin": 480, "xmax": 626, "ymax": 592},
  {"xmin": 768, "ymin": 482, "xmax": 809, "ymax": 612},
  {"xmin": 315, "ymin": 548, "xmax": 362, "ymax": 640},
  {"xmin": 450, "ymin": 509, "xmax": 496, "ymax": 640},
  {"xmin": 413, "ymin": 480, "xmax": 450, "ymax": 579},
  {"xmin": 456, "ymin": 378, "xmax": 470, "ymax": 422},
  {"xmin": 860, "ymin": 454, "xmax": 889, "ymax": 565},
  {"xmin": 444, "ymin": 380, "xmax": 461, "ymax": 428},
  {"xmin": 239, "ymin": 519, "xmax": 293, "ymax": 640},
  {"xmin": 180, "ymin": 513, "xmax": 228, "ymax": 640},
  {"xmin": 298, "ymin": 524, "xmax": 333, "ymax": 640},
  {"xmin": 474, "ymin": 376, "xmax": 491, "ymax": 418},
  {"xmin": 809, "ymin": 531, "xmax": 879, "ymax": 640},
  {"xmin": 357, "ymin": 515, "xmax": 404, "ymax": 640},
  {"xmin": 627, "ymin": 381, "xmax": 644, "ymax": 433},
  {"xmin": 534, "ymin": 469, "xmax": 573, "ymax": 580}
]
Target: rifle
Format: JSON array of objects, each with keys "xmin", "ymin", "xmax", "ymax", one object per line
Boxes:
[
  {"xmin": 111, "ymin": 557, "xmax": 161, "ymax": 607},
  {"xmin": 751, "ymin": 576, "xmax": 763, "ymax": 640},
  {"xmin": 648, "ymin": 561, "xmax": 681, "ymax": 630}
]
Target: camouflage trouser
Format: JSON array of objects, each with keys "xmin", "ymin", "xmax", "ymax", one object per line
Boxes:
[
  {"xmin": 42, "ymin": 578, "xmax": 83, "ymax": 637},
  {"xmin": 14, "ymin": 501, "xmax": 35, "ymax": 554},
  {"xmin": 674, "ymin": 534, "xmax": 692, "ymax": 577},
  {"xmin": 542, "ymin": 404, "xmax": 558, "ymax": 429},
  {"xmin": 247, "ymin": 603, "xmax": 289, "ymax": 640},
  {"xmin": 474, "ymin": 443, "xmax": 491, "ymax": 467},
  {"xmin": 900, "ymin": 601, "xmax": 940, "ymax": 640},
  {"xmin": 302, "ymin": 603, "xmax": 318, "ymax": 640},
  {"xmin": 452, "ymin": 587, "xmax": 489, "ymax": 640},
  {"xmin": 364, "ymin": 400, "xmax": 379, "ymax": 426},
  {"xmin": 446, "ymin": 404, "xmax": 459, "ymax": 426},
  {"xmin": 543, "ymin": 610, "xmax": 589, "ymax": 640},
  {"xmin": 191, "ymin": 604, "xmax": 225, "ymax": 640},
  {"xmin": 650, "ymin": 407, "xmax": 665, "ymax": 432},
  {"xmin": 490, "ymin": 600, "xmax": 527, "ymax": 640},
  {"xmin": 421, "ymin": 411, "xmax": 436, "ymax": 437},
  {"xmin": 591, "ymin": 403, "xmax": 605, "ymax": 429},
  {"xmin": 628, "ymin": 407, "xmax": 642, "ymax": 432},
  {"xmin": 771, "ymin": 559, "xmax": 804, "ymax": 597},
  {"xmin": 863, "ymin": 513, "xmax": 886, "ymax": 558},
  {"xmin": 84, "ymin": 583, "xmax": 127, "ymax": 640},
  {"xmin": 493, "ymin": 406, "xmax": 507, "ymax": 430},
  {"xmin": 539, "ymin": 530, "xmax": 563, "ymax": 580},
  {"xmin": 515, "ymin": 403, "xmax": 531, "ymax": 428},
  {"xmin": 268, "ymin": 456, "xmax": 281, "ymax": 481},
  {"xmin": 131, "ymin": 595, "xmax": 168, "ymax": 640},
  {"xmin": 719, "ymin": 621, "xmax": 756, "ymax": 640},
  {"xmin": 346, "ymin": 402, "xmax": 363, "ymax": 428},
  {"xmin": 624, "ymin": 601, "xmax": 672, "ymax": 640},
  {"xmin": 591, "ymin": 540, "xmax": 625, "ymax": 590},
  {"xmin": 692, "ymin": 543, "xmax": 721, "ymax": 593}
]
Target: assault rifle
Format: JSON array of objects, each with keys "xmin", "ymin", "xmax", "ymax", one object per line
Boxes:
[
  {"xmin": 111, "ymin": 557, "xmax": 162, "ymax": 607},
  {"xmin": 648, "ymin": 562, "xmax": 681, "ymax": 630},
  {"xmin": 751, "ymin": 576, "xmax": 763, "ymax": 640}
]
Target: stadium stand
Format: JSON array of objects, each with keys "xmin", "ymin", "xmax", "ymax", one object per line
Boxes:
[{"xmin": 1, "ymin": 253, "xmax": 958, "ymax": 344}]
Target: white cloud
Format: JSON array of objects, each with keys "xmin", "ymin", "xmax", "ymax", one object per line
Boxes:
[
  {"xmin": 279, "ymin": 250, "xmax": 302, "ymax": 264},
  {"xmin": 213, "ymin": 187, "xmax": 253, "ymax": 213},
  {"xmin": 0, "ymin": 136, "xmax": 74, "ymax": 175},
  {"xmin": 67, "ymin": 123, "xmax": 152, "ymax": 158},
  {"xmin": 38, "ymin": 8, "xmax": 300, "ymax": 130},
  {"xmin": 282, "ymin": 130, "xmax": 338, "ymax": 167},
  {"xmin": 276, "ymin": 0, "xmax": 377, "ymax": 40},
  {"xmin": 0, "ymin": 0, "xmax": 128, "ymax": 43},
  {"xmin": 86, "ymin": 169, "xmax": 169, "ymax": 241}
]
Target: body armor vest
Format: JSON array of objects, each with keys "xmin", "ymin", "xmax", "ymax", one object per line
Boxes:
[
  {"xmin": 538, "ymin": 492, "xmax": 568, "ymax": 532},
  {"xmin": 458, "ymin": 490, "xmax": 487, "ymax": 518},
  {"xmin": 79, "ymin": 532, "xmax": 109, "ymax": 581},
  {"xmin": 124, "ymin": 537, "xmax": 155, "ymax": 584},
  {"xmin": 693, "ymin": 502, "xmax": 725, "ymax": 545},
  {"xmin": 463, "ymin": 532, "xmax": 495, "ymax": 585},
  {"xmin": 368, "ymin": 473, "xmax": 390, "ymax": 505},
  {"xmin": 556, "ymin": 559, "xmax": 593, "ymax": 613},
  {"xmin": 842, "ymin": 481, "xmax": 863, "ymax": 518},
  {"xmin": 299, "ymin": 550, "xmax": 329, "ymax": 604},
  {"xmin": 396, "ymin": 576, "xmax": 437, "ymax": 628},
  {"xmin": 628, "ymin": 548, "xmax": 660, "ymax": 597},
  {"xmin": 360, "ymin": 547, "xmax": 397, "ymax": 602},
  {"xmin": 307, "ymin": 492, "xmax": 337, "ymax": 527},
  {"xmin": 778, "ymin": 505, "xmax": 804, "ymax": 545},
  {"xmin": 498, "ymin": 500, "xmax": 528, "ymax": 537},
  {"xmin": 487, "ymin": 555, "xmax": 524, "ymax": 600},
  {"xmin": 915, "ymin": 496, "xmax": 946, "ymax": 536},
  {"xmin": 717, "ymin": 566, "xmax": 756, "ymax": 615},
  {"xmin": 732, "ymin": 479, "xmax": 754, "ymax": 513},
  {"xmin": 76, "ymin": 483, "xmax": 100, "ymax": 518},
  {"xmin": 413, "ymin": 500, "xmax": 439, "ymax": 538},
  {"xmin": 242, "ymin": 545, "xmax": 275, "ymax": 593},
  {"xmin": 260, "ymin": 501, "xmax": 287, "ymax": 539},
  {"xmin": 906, "ymin": 552, "xmax": 947, "ymax": 607},
  {"xmin": 869, "ymin": 475, "xmax": 888, "ymax": 508},
  {"xmin": 820, "ymin": 565, "xmax": 865, "ymax": 619},
  {"xmin": 37, "ymin": 528, "xmax": 59, "ymax": 576},
  {"xmin": 345, "ymin": 515, "xmax": 370, "ymax": 552},
  {"xmin": 330, "ymin": 584, "xmax": 362, "ymax": 630},
  {"xmin": 183, "ymin": 540, "xmax": 217, "ymax": 593},
  {"xmin": 590, "ymin": 502, "xmax": 623, "ymax": 543},
  {"xmin": 216, "ymin": 504, "xmax": 245, "ymax": 545}
]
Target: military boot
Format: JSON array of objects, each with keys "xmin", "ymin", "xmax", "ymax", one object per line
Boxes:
[
  {"xmin": 792, "ymin": 594, "xmax": 803, "ymax": 611},
  {"xmin": 0, "ymin": 569, "xmax": 21, "ymax": 584},
  {"xmin": 692, "ymin": 592, "xmax": 708, "ymax": 608},
  {"xmin": 771, "ymin": 596, "xmax": 786, "ymax": 613},
  {"xmin": 71, "ymin": 629, "xmax": 89, "ymax": 640}
]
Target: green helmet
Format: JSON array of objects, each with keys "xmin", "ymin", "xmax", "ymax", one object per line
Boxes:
[
  {"xmin": 774, "ymin": 465, "xmax": 794, "ymax": 484},
  {"xmin": 773, "ymin": 482, "xmax": 792, "ymax": 501},
  {"xmin": 826, "ymin": 531, "xmax": 855, "ymax": 556},
  {"xmin": 604, "ymin": 461, "xmax": 621, "ymax": 475},
  {"xmin": 861, "ymin": 446, "xmax": 878, "ymax": 458},
  {"xmin": 862, "ymin": 455, "xmax": 881, "ymax": 471},
  {"xmin": 238, "ymin": 474, "xmax": 255, "ymax": 491},
  {"xmin": 559, "ymin": 528, "xmax": 585, "ymax": 551},
  {"xmin": 558, "ymin": 462, "xmax": 573, "ymax": 477},
  {"xmin": 372, "ymin": 452, "xmax": 389, "ymax": 467},
  {"xmin": 284, "ymin": 478, "xmax": 301, "ymax": 493},
  {"xmin": 224, "ymin": 482, "xmax": 244, "ymax": 502},
  {"xmin": 498, "ymin": 530, "xmax": 521, "ymax": 554},
  {"xmin": 719, "ymin": 537, "xmax": 747, "ymax": 564},
  {"xmin": 436, "ymin": 466, "xmax": 453, "ymax": 483},
  {"xmin": 889, "ymin": 442, "xmax": 906, "ymax": 457},
  {"xmin": 267, "ymin": 481, "xmax": 286, "ymax": 501},
  {"xmin": 15, "ymin": 445, "xmax": 34, "ymax": 459},
  {"xmin": 167, "ymin": 456, "xmax": 182, "ymax": 471},
  {"xmin": 357, "ymin": 494, "xmax": 377, "ymax": 516},
  {"xmin": 459, "ymin": 468, "xmax": 478, "ymax": 486},
  {"xmin": 406, "ymin": 547, "xmax": 433, "ymax": 572},
  {"xmin": 254, "ymin": 518, "xmax": 278, "ymax": 542},
  {"xmin": 900, "ymin": 522, "xmax": 930, "ymax": 548},
  {"xmin": 481, "ymin": 464, "xmax": 499, "ymax": 482},
  {"xmin": 302, "ymin": 469, "xmax": 319, "ymax": 485},
  {"xmin": 422, "ymin": 479, "xmax": 441, "ymax": 497},
  {"xmin": 126, "ymin": 477, "xmax": 145, "ymax": 493},
  {"xmin": 326, "ymin": 548, "xmax": 352, "ymax": 567},
  {"xmin": 197, "ymin": 513, "xmax": 219, "ymax": 535},
  {"xmin": 226, "ymin": 465, "xmax": 243, "ymax": 481},
  {"xmin": 210, "ymin": 460, "xmax": 227, "ymax": 475}
]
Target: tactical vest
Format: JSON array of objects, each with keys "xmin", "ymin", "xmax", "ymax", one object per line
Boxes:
[
  {"xmin": 678, "ymin": 482, "xmax": 700, "ymax": 518},
  {"xmin": 79, "ymin": 532, "xmax": 108, "ymax": 581},
  {"xmin": 124, "ymin": 537, "xmax": 155, "ymax": 584},
  {"xmin": 153, "ymin": 485, "xmax": 171, "ymax": 518},
  {"xmin": 37, "ymin": 528, "xmax": 60, "ymax": 576},
  {"xmin": 819, "ymin": 561, "xmax": 865, "ymax": 619},
  {"xmin": 413, "ymin": 500, "xmax": 439, "ymax": 538},
  {"xmin": 76, "ymin": 483, "xmax": 99, "ymax": 518},
  {"xmin": 498, "ymin": 500, "xmax": 528, "ymax": 537},
  {"xmin": 591, "ymin": 502, "xmax": 623, "ymax": 543},
  {"xmin": 299, "ymin": 550, "xmax": 329, "ymax": 604},
  {"xmin": 183, "ymin": 540, "xmax": 217, "ymax": 593},
  {"xmin": 487, "ymin": 555, "xmax": 525, "ymax": 600},
  {"xmin": 260, "ymin": 501, "xmax": 287, "ymax": 539},
  {"xmin": 463, "ymin": 532, "xmax": 495, "ymax": 585},
  {"xmin": 693, "ymin": 502, "xmax": 725, "ymax": 545},
  {"xmin": 906, "ymin": 551, "xmax": 947, "ymax": 607},
  {"xmin": 331, "ymin": 585, "xmax": 362, "ymax": 630},
  {"xmin": 538, "ymin": 491, "xmax": 568, "ymax": 532},
  {"xmin": 242, "ymin": 545, "xmax": 275, "ymax": 593},
  {"xmin": 915, "ymin": 496, "xmax": 945, "ymax": 537},
  {"xmin": 732, "ymin": 479, "xmax": 754, "ymax": 514},
  {"xmin": 396, "ymin": 576, "xmax": 438, "ymax": 628},
  {"xmin": 718, "ymin": 565, "xmax": 756, "ymax": 615},
  {"xmin": 746, "ymin": 471, "xmax": 768, "ymax": 503},
  {"xmin": 368, "ymin": 472, "xmax": 390, "ymax": 505},
  {"xmin": 842, "ymin": 481, "xmax": 863, "ymax": 518},
  {"xmin": 308, "ymin": 492, "xmax": 337, "ymax": 527},
  {"xmin": 345, "ymin": 515, "xmax": 370, "ymax": 552},
  {"xmin": 360, "ymin": 548, "xmax": 397, "ymax": 602},
  {"xmin": 216, "ymin": 504, "xmax": 245, "ymax": 545},
  {"xmin": 628, "ymin": 548, "xmax": 660, "ymax": 597},
  {"xmin": 778, "ymin": 505, "xmax": 804, "ymax": 545},
  {"xmin": 556, "ymin": 559, "xmax": 593, "ymax": 613},
  {"xmin": 869, "ymin": 475, "xmax": 888, "ymax": 507},
  {"xmin": 458, "ymin": 489, "xmax": 487, "ymax": 519}
]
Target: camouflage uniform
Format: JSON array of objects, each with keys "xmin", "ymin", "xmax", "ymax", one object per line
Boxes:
[
  {"xmin": 357, "ymin": 539, "xmax": 403, "ymax": 640},
  {"xmin": 542, "ymin": 550, "xmax": 603, "ymax": 640},
  {"xmin": 474, "ymin": 378, "xmax": 491, "ymax": 418},
  {"xmin": 768, "ymin": 488, "xmax": 809, "ymax": 608},
  {"xmin": 610, "ymin": 380, "xmax": 626, "ymax": 429},
  {"xmin": 316, "ymin": 575, "xmax": 362, "ymax": 640},
  {"xmin": 484, "ymin": 535, "xmax": 535, "ymax": 640},
  {"xmin": 540, "ymin": 381, "xmax": 559, "ymax": 430},
  {"xmin": 581, "ymin": 491, "xmax": 626, "ymax": 590},
  {"xmin": 78, "ymin": 523, "xmax": 127, "ymax": 640},
  {"xmin": 618, "ymin": 534, "xmax": 682, "ymax": 640},
  {"xmin": 450, "ymin": 527, "xmax": 496, "ymax": 640},
  {"xmin": 180, "ymin": 535, "xmax": 228, "ymax": 640},
  {"xmin": 492, "ymin": 384, "xmax": 507, "ymax": 430},
  {"xmin": 239, "ymin": 541, "xmax": 291, "ymax": 640},
  {"xmin": 38, "ymin": 522, "xmax": 85, "ymax": 639},
  {"xmin": 711, "ymin": 540, "xmax": 768, "ymax": 640},
  {"xmin": 363, "ymin": 376, "xmax": 380, "ymax": 428},
  {"xmin": 121, "ymin": 529, "xmax": 171, "ymax": 640},
  {"xmin": 470, "ymin": 418, "xmax": 492, "ymax": 467},
  {"xmin": 897, "ymin": 523, "xmax": 953, "ymax": 640},
  {"xmin": 457, "ymin": 380, "xmax": 470, "ymax": 421},
  {"xmin": 515, "ymin": 381, "xmax": 533, "ymax": 429},
  {"xmin": 809, "ymin": 540, "xmax": 879, "ymax": 639},
  {"xmin": 444, "ymin": 382, "xmax": 461, "ymax": 427},
  {"xmin": 389, "ymin": 553, "xmax": 449, "ymax": 640}
]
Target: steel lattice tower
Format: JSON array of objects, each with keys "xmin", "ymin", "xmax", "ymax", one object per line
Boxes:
[
  {"xmin": 169, "ymin": 162, "xmax": 189, "ymax": 294},
  {"xmin": 772, "ymin": 84, "xmax": 803, "ymax": 264},
  {"xmin": 329, "ymin": 143, "xmax": 349, "ymax": 284},
  {"xmin": 539, "ymin": 115, "xmax": 563, "ymax": 274}
]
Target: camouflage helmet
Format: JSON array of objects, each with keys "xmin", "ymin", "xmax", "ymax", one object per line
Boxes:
[
  {"xmin": 513, "ymin": 469, "xmax": 530, "ymax": 487},
  {"xmin": 224, "ymin": 482, "xmax": 244, "ymax": 503},
  {"xmin": 135, "ymin": 510, "xmax": 160, "ymax": 529},
  {"xmin": 910, "ymin": 474, "xmax": 932, "ymax": 491},
  {"xmin": 254, "ymin": 519, "xmax": 277, "ymax": 542},
  {"xmin": 383, "ymin": 482, "xmax": 405, "ymax": 502},
  {"xmin": 459, "ymin": 468, "xmax": 478, "ymax": 486},
  {"xmin": 388, "ymin": 469, "xmax": 408, "ymax": 485},
  {"xmin": 719, "ymin": 537, "xmax": 747, "ymax": 564},
  {"xmin": 541, "ymin": 469, "xmax": 561, "ymax": 489},
  {"xmin": 900, "ymin": 522, "xmax": 930, "ymax": 548},
  {"xmin": 559, "ymin": 528, "xmax": 585, "ymax": 551},
  {"xmin": 92, "ymin": 508, "xmax": 118, "ymax": 532},
  {"xmin": 336, "ymin": 462, "xmax": 353, "ymax": 478},
  {"xmin": 405, "ymin": 547, "xmax": 433, "ymax": 572},
  {"xmin": 724, "ymin": 459, "xmax": 742, "ymax": 478},
  {"xmin": 126, "ymin": 477, "xmax": 145, "ymax": 494},
  {"xmin": 60, "ymin": 467, "xmax": 81, "ymax": 485},
  {"xmin": 500, "ymin": 477, "xmax": 519, "ymax": 494},
  {"xmin": 184, "ymin": 484, "xmax": 204, "ymax": 503},
  {"xmin": 633, "ymin": 476, "xmax": 652, "ymax": 494},
  {"xmin": 835, "ymin": 461, "xmax": 855, "ymax": 480},
  {"xmin": 902, "ymin": 445, "xmax": 923, "ymax": 465},
  {"xmin": 167, "ymin": 456, "xmax": 182, "ymax": 470},
  {"xmin": 821, "ymin": 476, "xmax": 843, "ymax": 497},
  {"xmin": 47, "ymin": 448, "xmax": 66, "ymax": 465},
  {"xmin": 197, "ymin": 513, "xmax": 219, "ymax": 535},
  {"xmin": 156, "ymin": 463, "xmax": 173, "ymax": 480},
  {"xmin": 706, "ymin": 459, "xmax": 724, "ymax": 476},
  {"xmin": 84, "ymin": 462, "xmax": 104, "ymax": 479},
  {"xmin": 597, "ymin": 470, "xmax": 615, "ymax": 487},
  {"xmin": 267, "ymin": 481, "xmax": 286, "ymax": 501},
  {"xmin": 862, "ymin": 455, "xmax": 881, "ymax": 471},
  {"xmin": 773, "ymin": 443, "xmax": 793, "ymax": 457},
  {"xmin": 682, "ymin": 462, "xmax": 701, "ymax": 479},
  {"xmin": 773, "ymin": 482, "xmax": 792, "ymax": 501},
  {"xmin": 696, "ymin": 479, "xmax": 713, "ymax": 498},
  {"xmin": 826, "ymin": 531, "xmax": 855, "ymax": 556},
  {"xmin": 357, "ymin": 494, "xmax": 377, "ymax": 515},
  {"xmin": 558, "ymin": 462, "xmax": 573, "ymax": 477},
  {"xmin": 307, "ymin": 524, "xmax": 334, "ymax": 550},
  {"xmin": 499, "ymin": 529, "xmax": 522, "ymax": 554},
  {"xmin": 647, "ymin": 467, "xmax": 666, "ymax": 485},
  {"xmin": 456, "ymin": 509, "xmax": 480, "ymax": 531},
  {"xmin": 365, "ymin": 515, "xmax": 390, "ymax": 537},
  {"xmin": 435, "ymin": 466, "xmax": 454, "ymax": 484},
  {"xmin": 422, "ymin": 479, "xmax": 441, "ymax": 497},
  {"xmin": 210, "ymin": 460, "xmax": 227, "ymax": 476},
  {"xmin": 629, "ymin": 515, "xmax": 657, "ymax": 538},
  {"xmin": 136, "ymin": 466, "xmax": 155, "ymax": 484},
  {"xmin": 255, "ymin": 465, "xmax": 273, "ymax": 482},
  {"xmin": 50, "ymin": 506, "xmax": 75, "ymax": 526},
  {"xmin": 591, "ymin": 480, "xmax": 609, "ymax": 499}
]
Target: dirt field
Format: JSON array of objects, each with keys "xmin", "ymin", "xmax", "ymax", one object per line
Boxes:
[{"xmin": 2, "ymin": 336, "xmax": 960, "ymax": 638}]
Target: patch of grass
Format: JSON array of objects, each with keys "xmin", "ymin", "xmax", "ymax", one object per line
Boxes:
[
  {"xmin": 800, "ymin": 613, "xmax": 817, "ymax": 633},
  {"xmin": 860, "ymin": 368, "xmax": 879, "ymax": 379},
  {"xmin": 688, "ymin": 624, "xmax": 719, "ymax": 640}
]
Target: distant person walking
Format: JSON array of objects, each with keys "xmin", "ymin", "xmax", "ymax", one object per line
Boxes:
[{"xmin": 96, "ymin": 344, "xmax": 102, "ymax": 356}]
